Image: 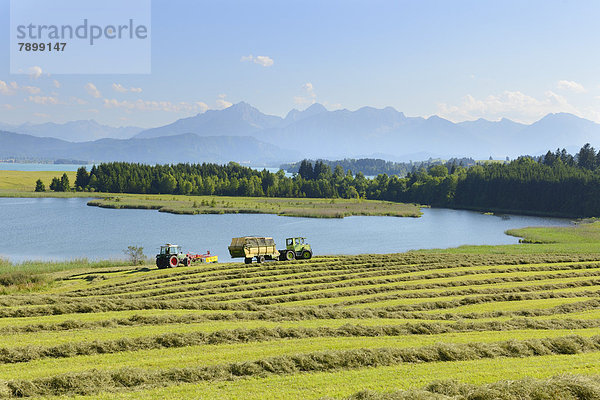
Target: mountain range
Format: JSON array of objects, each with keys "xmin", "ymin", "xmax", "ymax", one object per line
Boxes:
[
  {"xmin": 133, "ymin": 102, "xmax": 600, "ymax": 159},
  {"xmin": 0, "ymin": 130, "xmax": 292, "ymax": 165},
  {"xmin": 0, "ymin": 120, "xmax": 143, "ymax": 142},
  {"xmin": 2, "ymin": 102, "xmax": 600, "ymax": 164}
]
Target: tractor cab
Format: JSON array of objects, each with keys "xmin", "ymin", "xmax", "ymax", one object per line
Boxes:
[
  {"xmin": 160, "ymin": 244, "xmax": 181, "ymax": 255},
  {"xmin": 280, "ymin": 237, "xmax": 312, "ymax": 261},
  {"xmin": 285, "ymin": 237, "xmax": 311, "ymax": 253}
]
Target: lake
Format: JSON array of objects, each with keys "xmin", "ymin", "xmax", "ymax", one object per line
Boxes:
[
  {"xmin": 0, "ymin": 163, "xmax": 94, "ymax": 172},
  {"xmin": 0, "ymin": 197, "xmax": 573, "ymax": 263}
]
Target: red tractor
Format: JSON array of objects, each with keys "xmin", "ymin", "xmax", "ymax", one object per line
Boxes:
[{"xmin": 156, "ymin": 244, "xmax": 218, "ymax": 269}]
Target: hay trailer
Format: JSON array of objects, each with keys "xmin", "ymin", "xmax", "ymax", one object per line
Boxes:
[
  {"xmin": 156, "ymin": 244, "xmax": 218, "ymax": 269},
  {"xmin": 228, "ymin": 236, "xmax": 312, "ymax": 264}
]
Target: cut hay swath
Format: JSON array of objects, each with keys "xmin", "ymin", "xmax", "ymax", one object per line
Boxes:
[{"xmin": 1, "ymin": 253, "xmax": 600, "ymax": 399}]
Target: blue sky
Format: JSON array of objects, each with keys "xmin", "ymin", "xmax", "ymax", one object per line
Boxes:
[{"xmin": 0, "ymin": 0, "xmax": 599, "ymax": 128}]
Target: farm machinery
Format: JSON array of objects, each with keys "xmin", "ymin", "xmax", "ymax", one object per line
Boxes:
[
  {"xmin": 228, "ymin": 236, "xmax": 312, "ymax": 264},
  {"xmin": 156, "ymin": 244, "xmax": 218, "ymax": 269}
]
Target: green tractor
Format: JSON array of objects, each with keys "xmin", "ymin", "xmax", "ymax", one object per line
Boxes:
[
  {"xmin": 279, "ymin": 237, "xmax": 312, "ymax": 261},
  {"xmin": 156, "ymin": 244, "xmax": 191, "ymax": 268}
]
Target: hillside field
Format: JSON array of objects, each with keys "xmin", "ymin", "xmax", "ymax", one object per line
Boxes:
[{"xmin": 2, "ymin": 246, "xmax": 600, "ymax": 398}]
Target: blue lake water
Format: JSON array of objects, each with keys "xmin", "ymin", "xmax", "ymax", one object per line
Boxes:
[
  {"xmin": 0, "ymin": 197, "xmax": 573, "ymax": 262},
  {"xmin": 0, "ymin": 163, "xmax": 94, "ymax": 171}
]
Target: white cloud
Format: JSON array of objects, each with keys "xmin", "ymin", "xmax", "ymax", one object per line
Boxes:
[
  {"xmin": 27, "ymin": 95, "xmax": 59, "ymax": 105},
  {"xmin": 112, "ymin": 83, "xmax": 127, "ymax": 93},
  {"xmin": 85, "ymin": 83, "xmax": 102, "ymax": 98},
  {"xmin": 53, "ymin": 80, "xmax": 61, "ymax": 88},
  {"xmin": 0, "ymin": 81, "xmax": 40, "ymax": 95},
  {"xmin": 0, "ymin": 81, "xmax": 16, "ymax": 95},
  {"xmin": 437, "ymin": 90, "xmax": 581, "ymax": 124},
  {"xmin": 240, "ymin": 54, "xmax": 274, "ymax": 67},
  {"xmin": 215, "ymin": 93, "xmax": 232, "ymax": 110},
  {"xmin": 103, "ymin": 98, "xmax": 209, "ymax": 113},
  {"xmin": 2, "ymin": 104, "xmax": 15, "ymax": 110},
  {"xmin": 33, "ymin": 112, "xmax": 50, "ymax": 118},
  {"xmin": 293, "ymin": 82, "xmax": 317, "ymax": 106},
  {"xmin": 112, "ymin": 83, "xmax": 143, "ymax": 93},
  {"xmin": 254, "ymin": 56, "xmax": 274, "ymax": 67},
  {"xmin": 557, "ymin": 80, "xmax": 586, "ymax": 93},
  {"xmin": 28, "ymin": 66, "xmax": 43, "ymax": 79},
  {"xmin": 216, "ymin": 99, "xmax": 232, "ymax": 109}
]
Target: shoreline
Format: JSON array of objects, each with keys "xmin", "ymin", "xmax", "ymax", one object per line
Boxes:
[{"xmin": 0, "ymin": 190, "xmax": 422, "ymax": 219}]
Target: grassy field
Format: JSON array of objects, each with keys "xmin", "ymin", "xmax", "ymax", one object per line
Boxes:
[
  {"xmin": 507, "ymin": 220, "xmax": 600, "ymax": 244},
  {"xmin": 417, "ymin": 220, "xmax": 600, "ymax": 254},
  {"xmin": 0, "ymin": 170, "xmax": 77, "ymax": 191},
  {"xmin": 0, "ymin": 170, "xmax": 422, "ymax": 218},
  {"xmin": 85, "ymin": 194, "xmax": 422, "ymax": 218},
  {"xmin": 2, "ymin": 251, "xmax": 600, "ymax": 398}
]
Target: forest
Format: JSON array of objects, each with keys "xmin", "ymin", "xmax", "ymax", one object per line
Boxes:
[
  {"xmin": 281, "ymin": 157, "xmax": 477, "ymax": 176},
  {"xmin": 40, "ymin": 144, "xmax": 600, "ymax": 217}
]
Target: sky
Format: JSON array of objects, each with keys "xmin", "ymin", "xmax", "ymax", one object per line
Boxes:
[{"xmin": 0, "ymin": 0, "xmax": 599, "ymax": 128}]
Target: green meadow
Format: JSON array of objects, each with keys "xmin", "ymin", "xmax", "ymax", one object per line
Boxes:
[
  {"xmin": 1, "ymin": 227, "xmax": 600, "ymax": 398},
  {"xmin": 0, "ymin": 170, "xmax": 422, "ymax": 218}
]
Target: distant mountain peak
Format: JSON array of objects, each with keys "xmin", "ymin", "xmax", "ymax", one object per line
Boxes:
[
  {"xmin": 539, "ymin": 112, "xmax": 583, "ymax": 121},
  {"xmin": 284, "ymin": 103, "xmax": 327, "ymax": 123},
  {"xmin": 305, "ymin": 103, "xmax": 327, "ymax": 112},
  {"xmin": 135, "ymin": 101, "xmax": 283, "ymax": 139},
  {"xmin": 426, "ymin": 115, "xmax": 446, "ymax": 121},
  {"xmin": 229, "ymin": 101, "xmax": 252, "ymax": 110}
]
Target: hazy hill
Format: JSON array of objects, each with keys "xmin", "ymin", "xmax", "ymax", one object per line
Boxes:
[
  {"xmin": 0, "ymin": 130, "xmax": 294, "ymax": 165},
  {"xmin": 135, "ymin": 102, "xmax": 283, "ymax": 139},
  {"xmin": 2, "ymin": 120, "xmax": 143, "ymax": 142}
]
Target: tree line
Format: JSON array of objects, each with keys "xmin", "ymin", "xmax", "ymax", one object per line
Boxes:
[
  {"xmin": 282, "ymin": 157, "xmax": 477, "ymax": 177},
  {"xmin": 36, "ymin": 144, "xmax": 600, "ymax": 217}
]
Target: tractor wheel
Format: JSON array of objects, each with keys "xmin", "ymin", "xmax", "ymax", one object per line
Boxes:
[
  {"xmin": 257, "ymin": 255, "xmax": 265, "ymax": 263},
  {"xmin": 157, "ymin": 259, "xmax": 166, "ymax": 269},
  {"xmin": 184, "ymin": 258, "xmax": 191, "ymax": 267},
  {"xmin": 301, "ymin": 250, "xmax": 312, "ymax": 260},
  {"xmin": 169, "ymin": 256, "xmax": 179, "ymax": 268},
  {"xmin": 244, "ymin": 257, "xmax": 252, "ymax": 264},
  {"xmin": 285, "ymin": 250, "xmax": 295, "ymax": 261}
]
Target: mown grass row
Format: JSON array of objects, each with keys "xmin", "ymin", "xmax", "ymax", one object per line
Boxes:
[
  {"xmin": 156, "ymin": 269, "xmax": 600, "ymax": 305},
  {"xmin": 4, "ymin": 319, "xmax": 600, "ymax": 365},
  {"xmin": 66, "ymin": 262, "xmax": 600, "ymax": 302},
  {"xmin": 0, "ymin": 303, "xmax": 597, "ymax": 353},
  {"xmin": 6, "ymin": 264, "xmax": 600, "ymax": 312},
  {"xmin": 4, "ymin": 253, "xmax": 600, "ymax": 398},
  {"xmin": 4, "ymin": 279, "xmax": 600, "ymax": 333},
  {"xmin": 5, "ymin": 272, "xmax": 600, "ymax": 321},
  {"xmin": 68, "ymin": 265, "xmax": 600, "ymax": 306},
  {"xmin": 3, "ymin": 335, "xmax": 599, "ymax": 397},
  {"xmin": 341, "ymin": 374, "xmax": 600, "ymax": 400},
  {"xmin": 176, "ymin": 270, "xmax": 600, "ymax": 308},
  {"xmin": 2, "ymin": 290, "xmax": 600, "ymax": 323},
  {"xmin": 59, "ymin": 253, "xmax": 600, "ymax": 296},
  {"xmin": 64, "ymin": 256, "xmax": 600, "ymax": 298},
  {"xmin": 5, "ymin": 329, "xmax": 600, "ymax": 385}
]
